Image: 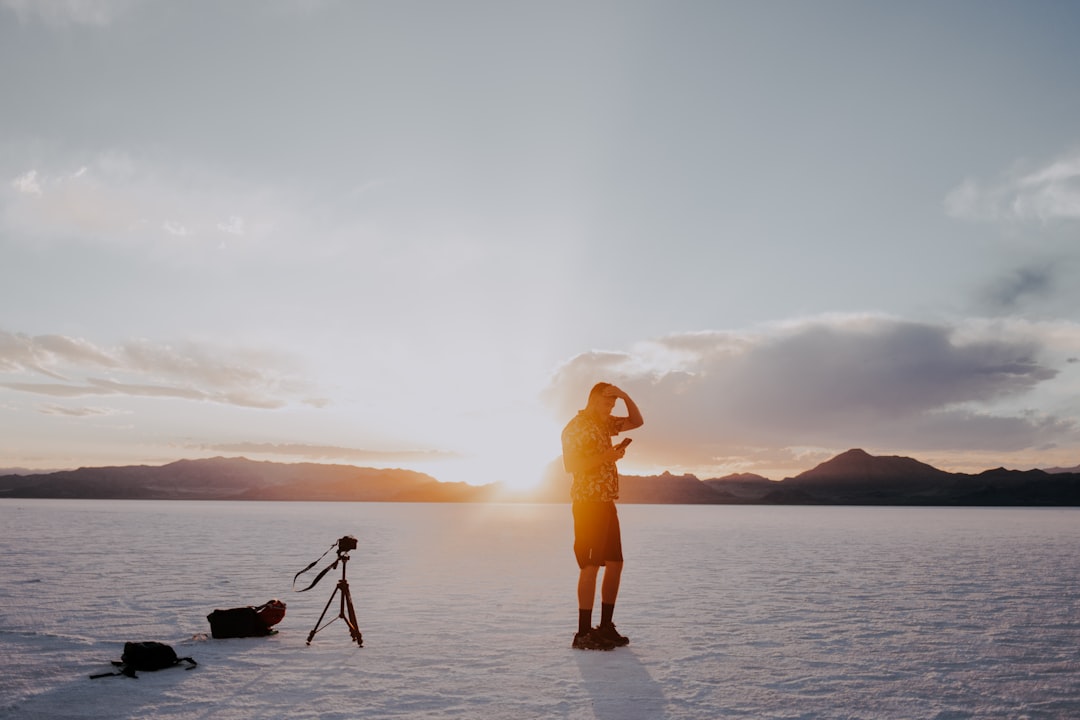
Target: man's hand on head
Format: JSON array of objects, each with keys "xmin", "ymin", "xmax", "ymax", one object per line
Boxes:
[{"xmin": 604, "ymin": 385, "xmax": 628, "ymax": 402}]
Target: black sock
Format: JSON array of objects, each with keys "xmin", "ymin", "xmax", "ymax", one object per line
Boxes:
[
  {"xmin": 578, "ymin": 609, "xmax": 592, "ymax": 635},
  {"xmin": 600, "ymin": 603, "xmax": 615, "ymax": 627}
]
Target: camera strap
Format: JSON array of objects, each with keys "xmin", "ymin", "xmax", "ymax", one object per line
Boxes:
[{"xmin": 292, "ymin": 542, "xmax": 340, "ymax": 593}]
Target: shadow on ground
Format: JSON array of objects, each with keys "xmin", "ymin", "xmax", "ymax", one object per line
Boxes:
[{"xmin": 575, "ymin": 646, "xmax": 667, "ymax": 720}]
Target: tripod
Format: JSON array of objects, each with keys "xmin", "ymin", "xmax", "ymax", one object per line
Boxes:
[{"xmin": 306, "ymin": 551, "xmax": 363, "ymax": 647}]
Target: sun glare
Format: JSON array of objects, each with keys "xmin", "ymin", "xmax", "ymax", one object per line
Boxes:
[
  {"xmin": 408, "ymin": 407, "xmax": 562, "ymax": 493},
  {"xmin": 416, "ymin": 434, "xmax": 559, "ymax": 492},
  {"xmin": 422, "ymin": 452, "xmax": 551, "ymax": 492}
]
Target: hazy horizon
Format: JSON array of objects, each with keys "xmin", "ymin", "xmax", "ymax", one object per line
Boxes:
[
  {"xmin": 3, "ymin": 1, "xmax": 1080, "ymax": 490},
  {"xmin": 3, "ymin": 445, "xmax": 1078, "ymax": 489}
]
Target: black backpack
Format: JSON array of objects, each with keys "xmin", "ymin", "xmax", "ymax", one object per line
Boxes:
[
  {"xmin": 90, "ymin": 641, "xmax": 197, "ymax": 679},
  {"xmin": 206, "ymin": 606, "xmax": 273, "ymax": 639}
]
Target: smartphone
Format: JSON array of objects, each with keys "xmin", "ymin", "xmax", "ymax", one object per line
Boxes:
[{"xmin": 616, "ymin": 437, "xmax": 633, "ymax": 450}]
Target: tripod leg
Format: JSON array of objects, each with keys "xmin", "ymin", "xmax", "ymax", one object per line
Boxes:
[
  {"xmin": 307, "ymin": 585, "xmax": 339, "ymax": 645},
  {"xmin": 340, "ymin": 582, "xmax": 363, "ymax": 646}
]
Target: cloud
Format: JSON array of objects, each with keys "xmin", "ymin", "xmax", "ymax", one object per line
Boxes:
[
  {"xmin": 946, "ymin": 148, "xmax": 1080, "ymax": 223},
  {"xmin": 0, "ymin": 330, "xmax": 320, "ymax": 410},
  {"xmin": 198, "ymin": 442, "xmax": 458, "ymax": 463},
  {"xmin": 162, "ymin": 221, "xmax": 190, "ymax": 237},
  {"xmin": 216, "ymin": 216, "xmax": 245, "ymax": 236},
  {"xmin": 38, "ymin": 404, "xmax": 123, "ymax": 417},
  {"xmin": 0, "ymin": 0, "xmax": 142, "ymax": 27},
  {"xmin": 1, "ymin": 154, "xmax": 282, "ymax": 254},
  {"xmin": 0, "ymin": 331, "xmax": 116, "ymax": 380},
  {"xmin": 978, "ymin": 261, "xmax": 1059, "ymax": 312},
  {"xmin": 545, "ymin": 315, "xmax": 1079, "ymax": 473},
  {"xmin": 11, "ymin": 170, "xmax": 42, "ymax": 196}
]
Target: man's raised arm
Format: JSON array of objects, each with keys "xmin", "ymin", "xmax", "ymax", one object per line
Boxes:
[{"xmin": 611, "ymin": 386, "xmax": 644, "ymax": 431}]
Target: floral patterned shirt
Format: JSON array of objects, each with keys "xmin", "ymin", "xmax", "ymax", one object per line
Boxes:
[{"xmin": 561, "ymin": 411, "xmax": 622, "ymax": 502}]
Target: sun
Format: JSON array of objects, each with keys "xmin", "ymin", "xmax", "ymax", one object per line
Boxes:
[
  {"xmin": 419, "ymin": 442, "xmax": 557, "ymax": 492},
  {"xmin": 409, "ymin": 409, "xmax": 563, "ymax": 493}
]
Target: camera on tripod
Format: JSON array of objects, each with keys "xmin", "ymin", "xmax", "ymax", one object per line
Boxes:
[
  {"xmin": 337, "ymin": 535, "xmax": 357, "ymax": 554},
  {"xmin": 293, "ymin": 535, "xmax": 364, "ymax": 647}
]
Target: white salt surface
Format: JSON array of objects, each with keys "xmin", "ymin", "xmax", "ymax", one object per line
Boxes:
[{"xmin": 1, "ymin": 500, "xmax": 1078, "ymax": 719}]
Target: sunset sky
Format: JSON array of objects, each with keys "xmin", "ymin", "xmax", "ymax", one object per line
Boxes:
[{"xmin": 3, "ymin": 0, "xmax": 1080, "ymax": 489}]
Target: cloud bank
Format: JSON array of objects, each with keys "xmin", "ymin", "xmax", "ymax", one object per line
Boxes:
[
  {"xmin": 0, "ymin": 330, "xmax": 323, "ymax": 410},
  {"xmin": 545, "ymin": 315, "xmax": 1080, "ymax": 475}
]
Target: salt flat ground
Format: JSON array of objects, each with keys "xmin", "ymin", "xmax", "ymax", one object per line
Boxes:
[{"xmin": 1, "ymin": 500, "xmax": 1078, "ymax": 719}]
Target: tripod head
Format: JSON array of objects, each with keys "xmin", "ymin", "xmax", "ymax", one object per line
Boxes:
[
  {"xmin": 334, "ymin": 535, "xmax": 357, "ymax": 566},
  {"xmin": 293, "ymin": 535, "xmax": 359, "ymax": 593},
  {"xmin": 336, "ymin": 535, "xmax": 358, "ymax": 554}
]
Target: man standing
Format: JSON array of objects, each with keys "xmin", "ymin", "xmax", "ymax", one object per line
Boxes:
[{"xmin": 561, "ymin": 382, "xmax": 643, "ymax": 650}]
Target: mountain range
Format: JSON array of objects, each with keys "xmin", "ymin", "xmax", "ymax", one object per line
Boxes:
[{"xmin": 1, "ymin": 449, "xmax": 1078, "ymax": 506}]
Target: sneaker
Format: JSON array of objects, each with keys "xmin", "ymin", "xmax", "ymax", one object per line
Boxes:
[
  {"xmin": 595, "ymin": 622, "xmax": 630, "ymax": 647},
  {"xmin": 572, "ymin": 628, "xmax": 616, "ymax": 650}
]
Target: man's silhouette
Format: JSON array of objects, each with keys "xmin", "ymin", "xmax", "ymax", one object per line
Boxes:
[{"xmin": 561, "ymin": 382, "xmax": 643, "ymax": 650}]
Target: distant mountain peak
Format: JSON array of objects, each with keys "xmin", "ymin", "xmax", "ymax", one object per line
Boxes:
[
  {"xmin": 716, "ymin": 472, "xmax": 771, "ymax": 482},
  {"xmin": 838, "ymin": 448, "xmax": 872, "ymax": 458},
  {"xmin": 792, "ymin": 448, "xmax": 950, "ymax": 484}
]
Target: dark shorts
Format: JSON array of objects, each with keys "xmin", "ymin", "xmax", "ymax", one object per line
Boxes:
[{"xmin": 572, "ymin": 500, "xmax": 623, "ymax": 569}]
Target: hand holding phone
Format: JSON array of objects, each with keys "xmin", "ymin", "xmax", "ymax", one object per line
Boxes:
[{"xmin": 616, "ymin": 437, "xmax": 633, "ymax": 450}]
